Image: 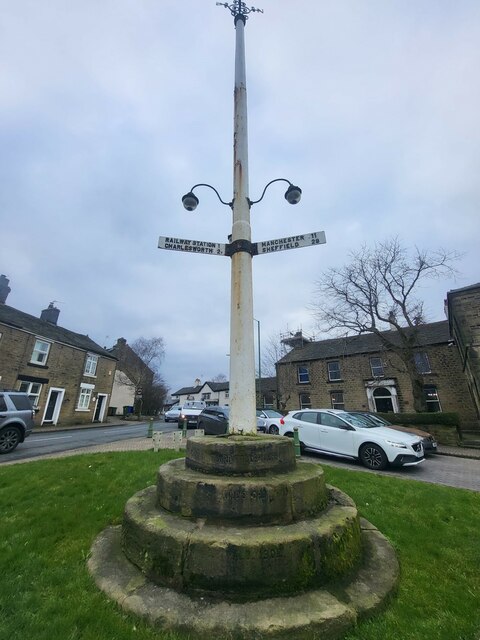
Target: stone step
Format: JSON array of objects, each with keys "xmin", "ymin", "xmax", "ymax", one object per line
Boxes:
[
  {"xmin": 185, "ymin": 434, "xmax": 296, "ymax": 476},
  {"xmin": 157, "ymin": 458, "xmax": 329, "ymax": 524},
  {"xmin": 122, "ymin": 485, "xmax": 362, "ymax": 600}
]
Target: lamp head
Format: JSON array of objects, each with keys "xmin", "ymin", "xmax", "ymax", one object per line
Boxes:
[
  {"xmin": 182, "ymin": 192, "xmax": 199, "ymax": 211},
  {"xmin": 284, "ymin": 184, "xmax": 302, "ymax": 205}
]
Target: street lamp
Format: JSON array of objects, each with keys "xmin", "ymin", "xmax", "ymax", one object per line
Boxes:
[{"xmin": 179, "ymin": 1, "xmax": 302, "ymax": 434}]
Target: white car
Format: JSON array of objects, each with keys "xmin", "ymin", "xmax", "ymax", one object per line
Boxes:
[
  {"xmin": 256, "ymin": 409, "xmax": 284, "ymax": 434},
  {"xmin": 278, "ymin": 409, "xmax": 425, "ymax": 470},
  {"xmin": 164, "ymin": 406, "xmax": 182, "ymax": 423}
]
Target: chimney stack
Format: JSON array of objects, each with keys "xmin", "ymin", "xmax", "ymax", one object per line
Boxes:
[
  {"xmin": 40, "ymin": 302, "xmax": 60, "ymax": 325},
  {"xmin": 0, "ymin": 275, "xmax": 11, "ymax": 304}
]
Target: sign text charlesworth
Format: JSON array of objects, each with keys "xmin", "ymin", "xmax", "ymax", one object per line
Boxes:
[{"xmin": 158, "ymin": 230, "xmax": 326, "ymax": 257}]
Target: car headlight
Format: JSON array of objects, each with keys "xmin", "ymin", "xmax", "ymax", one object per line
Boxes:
[{"xmin": 385, "ymin": 440, "xmax": 408, "ymax": 449}]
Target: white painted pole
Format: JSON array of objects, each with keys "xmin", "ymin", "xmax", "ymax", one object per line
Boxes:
[{"xmin": 228, "ymin": 14, "xmax": 256, "ymax": 434}]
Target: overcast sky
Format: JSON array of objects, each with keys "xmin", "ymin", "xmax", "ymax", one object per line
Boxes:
[{"xmin": 1, "ymin": 0, "xmax": 479, "ymax": 395}]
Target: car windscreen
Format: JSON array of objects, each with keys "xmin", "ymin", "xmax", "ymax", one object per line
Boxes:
[
  {"xmin": 262, "ymin": 410, "xmax": 282, "ymax": 418},
  {"xmin": 343, "ymin": 413, "xmax": 377, "ymax": 428}
]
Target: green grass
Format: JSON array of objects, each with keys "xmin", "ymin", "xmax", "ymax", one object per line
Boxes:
[{"xmin": 0, "ymin": 452, "xmax": 479, "ymax": 640}]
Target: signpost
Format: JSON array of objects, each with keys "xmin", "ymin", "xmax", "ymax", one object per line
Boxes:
[{"xmin": 159, "ymin": 231, "xmax": 326, "ymax": 257}]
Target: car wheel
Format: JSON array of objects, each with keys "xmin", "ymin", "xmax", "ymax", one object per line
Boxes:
[
  {"xmin": 0, "ymin": 425, "xmax": 22, "ymax": 454},
  {"xmin": 359, "ymin": 443, "xmax": 388, "ymax": 470},
  {"xmin": 268, "ymin": 424, "xmax": 279, "ymax": 435}
]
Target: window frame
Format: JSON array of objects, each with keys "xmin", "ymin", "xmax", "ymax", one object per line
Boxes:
[
  {"xmin": 414, "ymin": 352, "xmax": 432, "ymax": 374},
  {"xmin": 299, "ymin": 393, "xmax": 311, "ymax": 409},
  {"xmin": 30, "ymin": 338, "xmax": 51, "ymax": 366},
  {"xmin": 327, "ymin": 360, "xmax": 342, "ymax": 381},
  {"xmin": 330, "ymin": 391, "xmax": 345, "ymax": 410},
  {"xmin": 18, "ymin": 381, "xmax": 42, "ymax": 407},
  {"xmin": 84, "ymin": 353, "xmax": 98, "ymax": 377},
  {"xmin": 369, "ymin": 357, "xmax": 384, "ymax": 378},
  {"xmin": 297, "ymin": 365, "xmax": 310, "ymax": 384},
  {"xmin": 77, "ymin": 385, "xmax": 94, "ymax": 411},
  {"xmin": 424, "ymin": 385, "xmax": 442, "ymax": 412}
]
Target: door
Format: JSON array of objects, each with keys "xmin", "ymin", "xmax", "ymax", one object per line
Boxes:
[
  {"xmin": 41, "ymin": 388, "xmax": 65, "ymax": 425},
  {"xmin": 317, "ymin": 412, "xmax": 355, "ymax": 456},
  {"xmin": 93, "ymin": 394, "xmax": 108, "ymax": 422},
  {"xmin": 373, "ymin": 387, "xmax": 394, "ymax": 413}
]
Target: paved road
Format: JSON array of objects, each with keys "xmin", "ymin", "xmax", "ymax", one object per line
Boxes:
[
  {"xmin": 0, "ymin": 421, "xmax": 176, "ymax": 464},
  {"xmin": 2, "ymin": 422, "xmax": 479, "ymax": 492},
  {"xmin": 303, "ymin": 450, "xmax": 480, "ymax": 492}
]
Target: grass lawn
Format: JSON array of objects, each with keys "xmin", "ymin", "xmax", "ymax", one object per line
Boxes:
[{"xmin": 0, "ymin": 451, "xmax": 479, "ymax": 640}]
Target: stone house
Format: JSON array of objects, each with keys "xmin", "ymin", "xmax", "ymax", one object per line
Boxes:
[
  {"xmin": 0, "ymin": 275, "xmax": 117, "ymax": 426},
  {"xmin": 275, "ymin": 320, "xmax": 478, "ymax": 428},
  {"xmin": 172, "ymin": 377, "xmax": 278, "ymax": 409}
]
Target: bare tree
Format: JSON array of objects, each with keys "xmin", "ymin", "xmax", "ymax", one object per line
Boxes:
[
  {"xmin": 113, "ymin": 337, "xmax": 166, "ymax": 415},
  {"xmin": 211, "ymin": 373, "xmax": 228, "ymax": 383},
  {"xmin": 313, "ymin": 238, "xmax": 460, "ymax": 411},
  {"xmin": 262, "ymin": 331, "xmax": 288, "ymax": 377}
]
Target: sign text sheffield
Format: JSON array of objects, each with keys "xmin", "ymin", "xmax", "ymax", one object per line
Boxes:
[{"xmin": 158, "ymin": 230, "xmax": 326, "ymax": 256}]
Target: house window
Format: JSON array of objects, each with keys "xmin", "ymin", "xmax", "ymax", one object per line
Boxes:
[
  {"xmin": 424, "ymin": 385, "xmax": 441, "ymax": 412},
  {"xmin": 84, "ymin": 354, "xmax": 98, "ymax": 376},
  {"xmin": 370, "ymin": 357, "xmax": 384, "ymax": 378},
  {"xmin": 414, "ymin": 352, "xmax": 431, "ymax": 374},
  {"xmin": 31, "ymin": 339, "xmax": 51, "ymax": 365},
  {"xmin": 299, "ymin": 393, "xmax": 311, "ymax": 409},
  {"xmin": 201, "ymin": 393, "xmax": 211, "ymax": 401},
  {"xmin": 18, "ymin": 381, "xmax": 42, "ymax": 407},
  {"xmin": 327, "ymin": 361, "xmax": 341, "ymax": 381},
  {"xmin": 225, "ymin": 391, "xmax": 229, "ymax": 399},
  {"xmin": 330, "ymin": 391, "xmax": 345, "ymax": 410},
  {"xmin": 77, "ymin": 385, "xmax": 93, "ymax": 410},
  {"xmin": 297, "ymin": 366, "xmax": 310, "ymax": 384}
]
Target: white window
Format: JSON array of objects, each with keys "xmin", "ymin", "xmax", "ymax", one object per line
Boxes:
[
  {"xmin": 18, "ymin": 381, "xmax": 42, "ymax": 407},
  {"xmin": 77, "ymin": 385, "xmax": 93, "ymax": 410},
  {"xmin": 31, "ymin": 339, "xmax": 51, "ymax": 365},
  {"xmin": 297, "ymin": 366, "xmax": 310, "ymax": 384},
  {"xmin": 327, "ymin": 361, "xmax": 341, "ymax": 381},
  {"xmin": 84, "ymin": 354, "xmax": 98, "ymax": 376},
  {"xmin": 370, "ymin": 357, "xmax": 384, "ymax": 378}
]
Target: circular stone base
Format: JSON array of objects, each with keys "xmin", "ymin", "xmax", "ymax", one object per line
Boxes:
[
  {"xmin": 186, "ymin": 435, "xmax": 296, "ymax": 476},
  {"xmin": 88, "ymin": 518, "xmax": 399, "ymax": 640}
]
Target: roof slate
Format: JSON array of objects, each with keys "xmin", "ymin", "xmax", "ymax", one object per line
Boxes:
[
  {"xmin": 0, "ymin": 303, "xmax": 115, "ymax": 359},
  {"xmin": 277, "ymin": 321, "xmax": 451, "ymax": 364}
]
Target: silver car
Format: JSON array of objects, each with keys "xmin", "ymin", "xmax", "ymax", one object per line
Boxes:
[
  {"xmin": 0, "ymin": 391, "xmax": 35, "ymax": 454},
  {"xmin": 164, "ymin": 406, "xmax": 182, "ymax": 423}
]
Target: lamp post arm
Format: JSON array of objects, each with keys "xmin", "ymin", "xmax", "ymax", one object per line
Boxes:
[
  {"xmin": 189, "ymin": 183, "xmax": 233, "ymax": 208},
  {"xmin": 248, "ymin": 178, "xmax": 293, "ymax": 206}
]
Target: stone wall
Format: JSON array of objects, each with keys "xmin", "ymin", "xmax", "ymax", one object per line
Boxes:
[{"xmin": 276, "ymin": 342, "xmax": 476, "ymax": 425}]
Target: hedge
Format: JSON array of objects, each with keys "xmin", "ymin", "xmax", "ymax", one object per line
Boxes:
[{"xmin": 377, "ymin": 412, "xmax": 460, "ymax": 427}]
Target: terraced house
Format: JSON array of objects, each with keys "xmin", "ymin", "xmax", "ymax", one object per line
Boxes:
[
  {"xmin": 0, "ymin": 275, "xmax": 117, "ymax": 426},
  {"xmin": 276, "ymin": 316, "xmax": 479, "ymax": 433}
]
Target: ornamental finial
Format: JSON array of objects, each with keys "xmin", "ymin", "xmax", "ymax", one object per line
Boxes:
[{"xmin": 216, "ymin": 1, "xmax": 263, "ymax": 24}]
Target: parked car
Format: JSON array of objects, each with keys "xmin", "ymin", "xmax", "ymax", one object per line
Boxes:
[
  {"xmin": 178, "ymin": 401, "xmax": 207, "ymax": 428},
  {"xmin": 256, "ymin": 409, "xmax": 284, "ymax": 434},
  {"xmin": 164, "ymin": 406, "xmax": 182, "ymax": 422},
  {"xmin": 197, "ymin": 406, "xmax": 267, "ymax": 435},
  {"xmin": 0, "ymin": 390, "xmax": 35, "ymax": 454},
  {"xmin": 348, "ymin": 412, "xmax": 438, "ymax": 455},
  {"xmin": 277, "ymin": 408, "xmax": 425, "ymax": 470}
]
